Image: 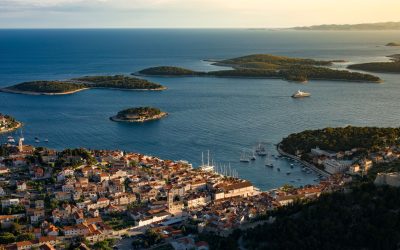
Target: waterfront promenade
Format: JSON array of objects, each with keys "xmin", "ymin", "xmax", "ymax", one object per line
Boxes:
[{"xmin": 276, "ymin": 143, "xmax": 330, "ymax": 178}]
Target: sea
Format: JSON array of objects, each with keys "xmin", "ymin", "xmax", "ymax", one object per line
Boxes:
[{"xmin": 0, "ymin": 29, "xmax": 399, "ymax": 190}]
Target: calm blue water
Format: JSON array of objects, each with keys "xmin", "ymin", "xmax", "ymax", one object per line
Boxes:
[{"xmin": 1, "ymin": 29, "xmax": 400, "ymax": 190}]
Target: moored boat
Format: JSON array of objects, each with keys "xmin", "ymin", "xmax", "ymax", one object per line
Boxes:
[{"xmin": 291, "ymin": 90, "xmax": 311, "ymax": 98}]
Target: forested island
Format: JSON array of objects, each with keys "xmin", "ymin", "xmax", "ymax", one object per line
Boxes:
[
  {"xmin": 73, "ymin": 75, "xmax": 165, "ymax": 90},
  {"xmin": 386, "ymin": 42, "xmax": 400, "ymax": 47},
  {"xmin": 0, "ymin": 114, "xmax": 21, "ymax": 133},
  {"xmin": 0, "ymin": 81, "xmax": 88, "ymax": 95},
  {"xmin": 348, "ymin": 61, "xmax": 400, "ymax": 73},
  {"xmin": 110, "ymin": 107, "xmax": 167, "ymax": 122},
  {"xmin": 292, "ymin": 21, "xmax": 400, "ymax": 31},
  {"xmin": 280, "ymin": 126, "xmax": 400, "ymax": 155},
  {"xmin": 138, "ymin": 54, "xmax": 382, "ymax": 83},
  {"xmin": 348, "ymin": 54, "xmax": 400, "ymax": 73},
  {"xmin": 1, "ymin": 75, "xmax": 165, "ymax": 95}
]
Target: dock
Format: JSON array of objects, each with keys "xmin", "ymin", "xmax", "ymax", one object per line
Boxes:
[{"xmin": 276, "ymin": 143, "xmax": 331, "ymax": 178}]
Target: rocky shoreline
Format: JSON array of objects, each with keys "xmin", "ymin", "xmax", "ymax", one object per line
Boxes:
[
  {"xmin": 110, "ymin": 112, "xmax": 168, "ymax": 123},
  {"xmin": 0, "ymin": 87, "xmax": 90, "ymax": 95}
]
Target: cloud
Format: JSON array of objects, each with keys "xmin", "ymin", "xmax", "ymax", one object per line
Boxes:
[
  {"xmin": 0, "ymin": 0, "xmax": 183, "ymax": 11},
  {"xmin": 0, "ymin": 0, "xmax": 399, "ymax": 28}
]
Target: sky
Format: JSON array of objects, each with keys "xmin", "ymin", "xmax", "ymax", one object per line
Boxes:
[{"xmin": 0, "ymin": 0, "xmax": 399, "ymax": 28}]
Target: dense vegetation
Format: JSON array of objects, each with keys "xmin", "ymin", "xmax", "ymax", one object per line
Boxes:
[
  {"xmin": 55, "ymin": 148, "xmax": 96, "ymax": 169},
  {"xmin": 280, "ymin": 65, "xmax": 381, "ymax": 82},
  {"xmin": 115, "ymin": 107, "xmax": 163, "ymax": 120},
  {"xmin": 5, "ymin": 81, "xmax": 86, "ymax": 93},
  {"xmin": 293, "ymin": 21, "xmax": 400, "ymax": 31},
  {"xmin": 138, "ymin": 66, "xmax": 204, "ymax": 76},
  {"xmin": 3, "ymin": 75, "xmax": 165, "ymax": 94},
  {"xmin": 215, "ymin": 54, "xmax": 332, "ymax": 67},
  {"xmin": 0, "ymin": 223, "xmax": 34, "ymax": 244},
  {"xmin": 242, "ymin": 182, "xmax": 400, "ymax": 250},
  {"xmin": 210, "ymin": 69, "xmax": 280, "ymax": 78},
  {"xmin": 139, "ymin": 54, "xmax": 382, "ymax": 83},
  {"xmin": 74, "ymin": 75, "xmax": 164, "ymax": 90},
  {"xmin": 280, "ymin": 126, "xmax": 400, "ymax": 154},
  {"xmin": 348, "ymin": 61, "xmax": 400, "ymax": 73}
]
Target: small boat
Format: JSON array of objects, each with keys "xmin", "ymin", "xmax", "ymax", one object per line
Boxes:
[
  {"xmin": 291, "ymin": 90, "xmax": 311, "ymax": 98},
  {"xmin": 290, "ymin": 164, "xmax": 294, "ymax": 168},
  {"xmin": 265, "ymin": 153, "xmax": 273, "ymax": 167},
  {"xmin": 44, "ymin": 139, "xmax": 49, "ymax": 143},
  {"xmin": 250, "ymin": 150, "xmax": 256, "ymax": 161},
  {"xmin": 286, "ymin": 172, "xmax": 291, "ymax": 175},
  {"xmin": 7, "ymin": 136, "xmax": 15, "ymax": 143}
]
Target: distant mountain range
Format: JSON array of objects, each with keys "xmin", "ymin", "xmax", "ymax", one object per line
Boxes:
[{"xmin": 292, "ymin": 21, "xmax": 400, "ymax": 30}]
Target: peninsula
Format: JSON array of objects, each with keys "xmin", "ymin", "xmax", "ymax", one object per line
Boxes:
[
  {"xmin": 348, "ymin": 54, "xmax": 400, "ymax": 73},
  {"xmin": 110, "ymin": 107, "xmax": 167, "ymax": 122},
  {"xmin": 240, "ymin": 126, "xmax": 400, "ymax": 250},
  {"xmin": 1, "ymin": 75, "xmax": 165, "ymax": 95},
  {"xmin": 386, "ymin": 42, "xmax": 400, "ymax": 47},
  {"xmin": 292, "ymin": 21, "xmax": 400, "ymax": 31},
  {"xmin": 138, "ymin": 54, "xmax": 382, "ymax": 83},
  {"xmin": 0, "ymin": 113, "xmax": 21, "ymax": 133}
]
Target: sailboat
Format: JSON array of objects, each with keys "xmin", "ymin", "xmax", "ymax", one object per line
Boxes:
[
  {"xmin": 250, "ymin": 150, "xmax": 256, "ymax": 161},
  {"xmin": 255, "ymin": 143, "xmax": 267, "ymax": 156},
  {"xmin": 240, "ymin": 150, "xmax": 250, "ymax": 163},
  {"xmin": 265, "ymin": 153, "xmax": 273, "ymax": 167}
]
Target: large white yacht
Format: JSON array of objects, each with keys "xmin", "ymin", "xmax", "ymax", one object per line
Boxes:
[
  {"xmin": 199, "ymin": 151, "xmax": 215, "ymax": 172},
  {"xmin": 291, "ymin": 90, "xmax": 311, "ymax": 98}
]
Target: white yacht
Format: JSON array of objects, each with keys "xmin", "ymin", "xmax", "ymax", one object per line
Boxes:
[
  {"xmin": 291, "ymin": 90, "xmax": 311, "ymax": 98},
  {"xmin": 199, "ymin": 151, "xmax": 215, "ymax": 172}
]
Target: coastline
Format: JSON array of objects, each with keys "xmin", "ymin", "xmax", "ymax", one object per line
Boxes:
[
  {"xmin": 135, "ymin": 72, "xmax": 382, "ymax": 83},
  {"xmin": 0, "ymin": 86, "xmax": 166, "ymax": 96},
  {"xmin": 0, "ymin": 87, "xmax": 90, "ymax": 96},
  {"xmin": 0, "ymin": 121, "xmax": 22, "ymax": 134},
  {"xmin": 90, "ymin": 86, "xmax": 167, "ymax": 91},
  {"xmin": 276, "ymin": 142, "xmax": 330, "ymax": 177},
  {"xmin": 110, "ymin": 112, "xmax": 168, "ymax": 123}
]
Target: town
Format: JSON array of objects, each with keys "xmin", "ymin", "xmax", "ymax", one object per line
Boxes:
[{"xmin": 0, "ymin": 134, "xmax": 359, "ymax": 250}]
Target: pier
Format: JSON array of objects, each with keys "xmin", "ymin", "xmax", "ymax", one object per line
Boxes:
[{"xmin": 276, "ymin": 143, "xmax": 331, "ymax": 178}]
